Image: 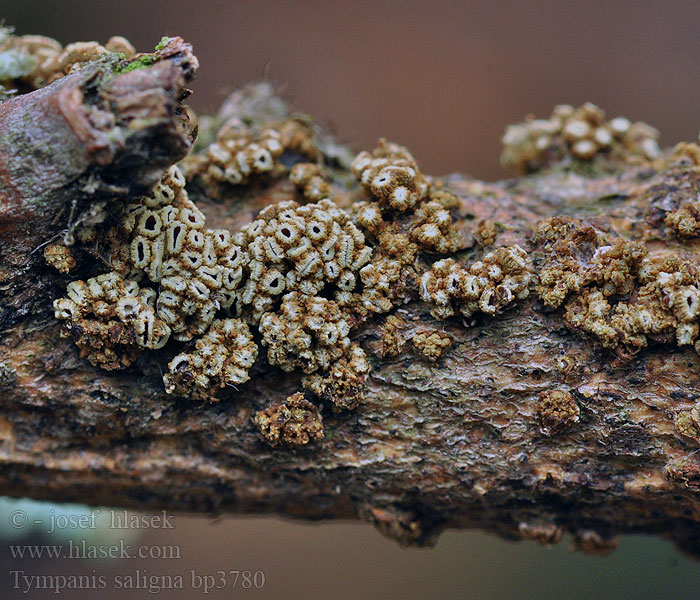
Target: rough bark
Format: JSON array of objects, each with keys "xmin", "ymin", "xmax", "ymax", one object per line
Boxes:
[{"xmin": 2, "ymin": 56, "xmax": 700, "ymax": 559}]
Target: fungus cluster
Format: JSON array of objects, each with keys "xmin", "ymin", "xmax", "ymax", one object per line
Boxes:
[
  {"xmin": 43, "ymin": 243, "xmax": 76, "ymax": 274},
  {"xmin": 408, "ymin": 200, "xmax": 461, "ymax": 254},
  {"xmin": 675, "ymin": 401, "xmax": 700, "ymax": 446},
  {"xmin": 164, "ymin": 318, "xmax": 257, "ymax": 400},
  {"xmin": 53, "ymin": 272, "xmax": 168, "ymax": 370},
  {"xmin": 537, "ymin": 390, "xmax": 580, "ymax": 434},
  {"xmin": 534, "ymin": 216, "xmax": 645, "ymax": 309},
  {"xmin": 475, "ymin": 219, "xmax": 498, "ymax": 247},
  {"xmin": 419, "ymin": 246, "xmax": 531, "ymax": 320},
  {"xmin": 351, "ymin": 139, "xmax": 430, "ymax": 212},
  {"xmin": 412, "ymin": 329, "xmax": 452, "ymax": 361},
  {"xmin": 0, "ymin": 27, "xmax": 136, "ymax": 91},
  {"xmin": 376, "ymin": 314, "xmax": 408, "ymax": 358},
  {"xmin": 348, "ymin": 139, "xmax": 465, "ymax": 317},
  {"xmin": 253, "ymin": 392, "xmax": 324, "ymax": 447},
  {"xmin": 289, "ymin": 163, "xmax": 332, "ymax": 203},
  {"xmin": 54, "ymin": 164, "xmax": 375, "ymax": 409},
  {"xmin": 501, "ymin": 102, "xmax": 661, "ymax": 174},
  {"xmin": 110, "ymin": 167, "xmax": 248, "ymax": 343},
  {"xmin": 260, "ymin": 292, "xmax": 353, "ymax": 374},
  {"xmin": 183, "ymin": 117, "xmax": 320, "ymax": 197},
  {"xmin": 535, "ymin": 217, "xmax": 700, "ymax": 355},
  {"xmin": 237, "ymin": 199, "xmax": 372, "ymax": 320},
  {"xmin": 302, "ymin": 344, "xmax": 370, "ymax": 411},
  {"xmin": 185, "ymin": 120, "xmax": 284, "ymax": 186}
]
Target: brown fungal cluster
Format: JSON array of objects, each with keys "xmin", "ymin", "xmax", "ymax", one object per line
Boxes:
[
  {"xmin": 348, "ymin": 140, "xmax": 464, "ymax": 317},
  {"xmin": 260, "ymin": 292, "xmax": 354, "ymax": 374},
  {"xmin": 253, "ymin": 392, "xmax": 324, "ymax": 447},
  {"xmin": 183, "ymin": 117, "xmax": 320, "ymax": 197},
  {"xmin": 237, "ymin": 199, "xmax": 372, "ymax": 321},
  {"xmin": 534, "ymin": 217, "xmax": 645, "ymax": 309},
  {"xmin": 376, "ymin": 314, "xmax": 408, "ymax": 358},
  {"xmin": 54, "ymin": 131, "xmax": 471, "ymax": 441},
  {"xmin": 53, "ymin": 272, "xmax": 168, "ymax": 370},
  {"xmin": 289, "ymin": 163, "xmax": 332, "ymax": 203},
  {"xmin": 302, "ymin": 344, "xmax": 370, "ymax": 411},
  {"xmin": 412, "ymin": 329, "xmax": 452, "ymax": 361},
  {"xmin": 501, "ymin": 102, "xmax": 661, "ymax": 174},
  {"xmin": 164, "ymin": 318, "xmax": 257, "ymax": 400},
  {"xmin": 351, "ymin": 139, "xmax": 429, "ymax": 212},
  {"xmin": 43, "ymin": 243, "xmax": 77, "ymax": 274},
  {"xmin": 475, "ymin": 219, "xmax": 498, "ymax": 247},
  {"xmin": 535, "ymin": 217, "xmax": 700, "ymax": 355},
  {"xmin": 537, "ymin": 390, "xmax": 580, "ymax": 434},
  {"xmin": 675, "ymin": 402, "xmax": 700, "ymax": 446},
  {"xmin": 350, "ymin": 140, "xmax": 462, "ymax": 258},
  {"xmin": 0, "ymin": 27, "xmax": 136, "ymax": 91},
  {"xmin": 419, "ymin": 246, "xmax": 531, "ymax": 320}
]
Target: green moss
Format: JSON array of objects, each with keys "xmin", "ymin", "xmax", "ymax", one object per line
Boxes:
[
  {"xmin": 116, "ymin": 54, "xmax": 158, "ymax": 74},
  {"xmin": 155, "ymin": 36, "xmax": 171, "ymax": 52}
]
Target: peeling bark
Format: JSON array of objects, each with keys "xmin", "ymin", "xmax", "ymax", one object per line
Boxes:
[{"xmin": 2, "ymin": 57, "xmax": 700, "ymax": 559}]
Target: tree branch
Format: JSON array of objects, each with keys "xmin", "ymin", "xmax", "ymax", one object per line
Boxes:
[{"xmin": 2, "ymin": 45, "xmax": 700, "ymax": 559}]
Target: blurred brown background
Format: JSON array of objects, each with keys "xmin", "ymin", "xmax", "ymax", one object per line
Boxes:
[
  {"xmin": 5, "ymin": 0, "xmax": 700, "ymax": 180},
  {"xmin": 2, "ymin": 1, "xmax": 700, "ymax": 598}
]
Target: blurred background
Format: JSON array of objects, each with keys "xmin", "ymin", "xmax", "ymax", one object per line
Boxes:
[{"xmin": 2, "ymin": 1, "xmax": 700, "ymax": 597}]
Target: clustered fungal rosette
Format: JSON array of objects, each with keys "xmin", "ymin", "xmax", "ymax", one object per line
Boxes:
[
  {"xmin": 351, "ymin": 139, "xmax": 430, "ymax": 212},
  {"xmin": 501, "ymin": 102, "xmax": 661, "ymax": 174},
  {"xmin": 419, "ymin": 246, "xmax": 531, "ymax": 320},
  {"xmin": 412, "ymin": 329, "xmax": 452, "ymax": 361},
  {"xmin": 164, "ymin": 318, "xmax": 258, "ymax": 400},
  {"xmin": 253, "ymin": 392, "xmax": 324, "ymax": 447},
  {"xmin": 182, "ymin": 116, "xmax": 320, "ymax": 198},
  {"xmin": 53, "ymin": 272, "xmax": 168, "ymax": 371},
  {"xmin": 237, "ymin": 198, "xmax": 372, "ymax": 321},
  {"xmin": 534, "ymin": 216, "xmax": 700, "ymax": 356}
]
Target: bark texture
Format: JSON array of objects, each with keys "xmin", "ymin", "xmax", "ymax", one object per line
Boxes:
[{"xmin": 2, "ymin": 59, "xmax": 700, "ymax": 558}]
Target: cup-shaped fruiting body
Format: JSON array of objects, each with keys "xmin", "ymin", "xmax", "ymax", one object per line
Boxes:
[
  {"xmin": 163, "ymin": 318, "xmax": 258, "ymax": 400},
  {"xmin": 475, "ymin": 219, "xmax": 498, "ymax": 247},
  {"xmin": 408, "ymin": 200, "xmax": 461, "ymax": 254},
  {"xmin": 182, "ymin": 117, "xmax": 320, "ymax": 196},
  {"xmin": 239, "ymin": 199, "xmax": 372, "ymax": 321},
  {"xmin": 302, "ymin": 344, "xmax": 370, "ymax": 411},
  {"xmin": 53, "ymin": 272, "xmax": 169, "ymax": 370},
  {"xmin": 260, "ymin": 292, "xmax": 354, "ymax": 374},
  {"xmin": 253, "ymin": 392, "xmax": 324, "ymax": 447},
  {"xmin": 351, "ymin": 139, "xmax": 429, "ymax": 212},
  {"xmin": 501, "ymin": 102, "xmax": 661, "ymax": 174},
  {"xmin": 666, "ymin": 206, "xmax": 700, "ymax": 238},
  {"xmin": 419, "ymin": 246, "xmax": 531, "ymax": 320},
  {"xmin": 289, "ymin": 163, "xmax": 332, "ymax": 203},
  {"xmin": 109, "ymin": 167, "xmax": 249, "ymax": 342},
  {"xmin": 412, "ymin": 329, "xmax": 452, "ymax": 361}
]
